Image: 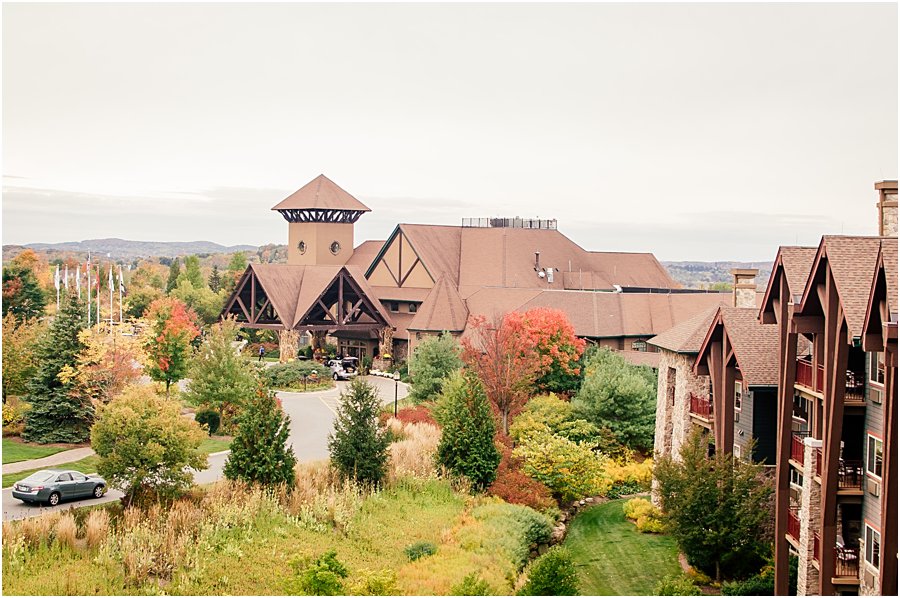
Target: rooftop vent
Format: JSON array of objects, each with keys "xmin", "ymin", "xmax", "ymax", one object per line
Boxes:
[{"xmin": 462, "ymin": 217, "xmax": 557, "ymax": 230}]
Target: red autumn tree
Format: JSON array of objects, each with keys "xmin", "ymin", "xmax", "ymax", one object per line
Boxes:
[
  {"xmin": 143, "ymin": 297, "xmax": 201, "ymax": 396},
  {"xmin": 461, "ymin": 314, "xmax": 542, "ymax": 435},
  {"xmin": 512, "ymin": 307, "xmax": 586, "ymax": 394}
]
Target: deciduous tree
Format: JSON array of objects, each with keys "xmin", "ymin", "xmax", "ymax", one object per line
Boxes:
[
  {"xmin": 143, "ymin": 297, "xmax": 201, "ymax": 396},
  {"xmin": 513, "ymin": 308, "xmax": 586, "ymax": 394},
  {"xmin": 462, "ymin": 314, "xmax": 541, "ymax": 435},
  {"xmin": 1, "ymin": 313, "xmax": 46, "ymax": 400},
  {"xmin": 179, "ymin": 255, "xmax": 204, "ymax": 289},
  {"xmin": 22, "ymin": 294, "xmax": 92, "ymax": 443},
  {"xmin": 92, "ymin": 385, "xmax": 207, "ymax": 504},
  {"xmin": 654, "ymin": 429, "xmax": 774, "ymax": 581},
  {"xmin": 66, "ymin": 326, "xmax": 144, "ymax": 405},
  {"xmin": 409, "ymin": 332, "xmax": 463, "ymax": 404},
  {"xmin": 434, "ymin": 371, "xmax": 501, "ymax": 490},
  {"xmin": 185, "ymin": 318, "xmax": 258, "ymax": 431},
  {"xmin": 166, "ymin": 258, "xmax": 181, "ymax": 293},
  {"xmin": 2, "ymin": 264, "xmax": 46, "ymax": 322}
]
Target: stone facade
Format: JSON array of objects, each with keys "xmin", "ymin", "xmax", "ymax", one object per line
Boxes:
[
  {"xmin": 878, "ymin": 189, "xmax": 898, "ymax": 237},
  {"xmin": 797, "ymin": 438, "xmax": 822, "ymax": 596}
]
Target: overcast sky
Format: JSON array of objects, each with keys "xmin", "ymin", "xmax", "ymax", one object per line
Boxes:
[{"xmin": 3, "ymin": 2, "xmax": 897, "ymax": 261}]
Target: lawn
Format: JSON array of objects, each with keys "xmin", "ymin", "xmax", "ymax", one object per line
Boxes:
[
  {"xmin": 564, "ymin": 498, "xmax": 682, "ymax": 596},
  {"xmin": 198, "ymin": 435, "xmax": 232, "ymax": 454},
  {"xmin": 1, "ymin": 437, "xmax": 75, "ymax": 464}
]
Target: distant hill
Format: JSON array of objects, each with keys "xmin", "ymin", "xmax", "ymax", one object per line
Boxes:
[
  {"xmin": 662, "ymin": 261, "xmax": 773, "ymax": 290},
  {"xmin": 4, "ymin": 238, "xmax": 257, "ymax": 261}
]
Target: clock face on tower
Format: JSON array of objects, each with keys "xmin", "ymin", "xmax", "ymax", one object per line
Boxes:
[
  {"xmin": 297, "ymin": 241, "xmax": 307, "ymax": 254},
  {"xmin": 330, "ymin": 241, "xmax": 341, "ymax": 255}
]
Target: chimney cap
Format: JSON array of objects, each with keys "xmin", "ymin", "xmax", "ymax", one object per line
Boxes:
[
  {"xmin": 730, "ymin": 268, "xmax": 759, "ymax": 277},
  {"xmin": 875, "ymin": 180, "xmax": 898, "ymax": 191}
]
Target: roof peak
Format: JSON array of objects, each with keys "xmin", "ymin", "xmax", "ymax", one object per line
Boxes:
[{"xmin": 271, "ymin": 175, "xmax": 371, "ymax": 214}]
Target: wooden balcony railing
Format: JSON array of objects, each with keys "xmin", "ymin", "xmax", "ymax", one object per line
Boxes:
[
  {"xmin": 689, "ymin": 393, "xmax": 713, "ymax": 420},
  {"xmin": 838, "ymin": 461, "xmax": 864, "ymax": 491},
  {"xmin": 787, "ymin": 509, "xmax": 801, "ymax": 541},
  {"xmin": 816, "ymin": 447, "xmax": 822, "ymax": 477},
  {"xmin": 791, "ymin": 432, "xmax": 810, "ymax": 465},
  {"xmin": 834, "ymin": 545, "xmax": 860, "ymax": 578},
  {"xmin": 796, "ymin": 358, "xmax": 867, "ymax": 406},
  {"xmin": 813, "ymin": 531, "xmax": 820, "ymax": 562},
  {"xmin": 797, "ymin": 358, "xmax": 814, "ymax": 389}
]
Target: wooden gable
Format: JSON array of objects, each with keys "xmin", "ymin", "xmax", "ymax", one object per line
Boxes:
[{"xmin": 366, "ymin": 227, "xmax": 434, "ymax": 289}]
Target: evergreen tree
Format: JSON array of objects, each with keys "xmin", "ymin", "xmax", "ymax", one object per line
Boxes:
[
  {"xmin": 224, "ymin": 383, "xmax": 297, "ymax": 487},
  {"xmin": 435, "ymin": 370, "xmax": 501, "ymax": 490},
  {"xmin": 408, "ymin": 332, "xmax": 463, "ymax": 404},
  {"xmin": 184, "ymin": 318, "xmax": 258, "ymax": 432},
  {"xmin": 2, "ymin": 265, "xmax": 47, "ymax": 322},
  {"xmin": 208, "ymin": 265, "xmax": 222, "ymax": 293},
  {"xmin": 23, "ymin": 294, "xmax": 93, "ymax": 443},
  {"xmin": 166, "ymin": 258, "xmax": 181, "ymax": 293},
  {"xmin": 328, "ymin": 378, "xmax": 390, "ymax": 486}
]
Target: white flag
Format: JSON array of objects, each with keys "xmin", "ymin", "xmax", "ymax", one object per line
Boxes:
[
  {"xmin": 119, "ymin": 267, "xmax": 125, "ymax": 295},
  {"xmin": 76, "ymin": 265, "xmax": 82, "ymax": 298},
  {"xmin": 54, "ymin": 264, "xmax": 60, "ymax": 290},
  {"xmin": 64, "ymin": 265, "xmax": 69, "ymax": 291}
]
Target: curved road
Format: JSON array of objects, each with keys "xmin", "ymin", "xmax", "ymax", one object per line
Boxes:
[{"xmin": 2, "ymin": 377, "xmax": 407, "ymax": 521}]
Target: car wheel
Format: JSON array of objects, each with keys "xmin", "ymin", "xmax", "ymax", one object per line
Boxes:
[
  {"xmin": 93, "ymin": 485, "xmax": 105, "ymax": 498},
  {"xmin": 48, "ymin": 492, "xmax": 60, "ymax": 507}
]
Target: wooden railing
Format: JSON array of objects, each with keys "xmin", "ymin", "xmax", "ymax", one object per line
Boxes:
[
  {"xmin": 791, "ymin": 432, "xmax": 810, "ymax": 465},
  {"xmin": 796, "ymin": 358, "xmax": 814, "ymax": 389},
  {"xmin": 838, "ymin": 461, "xmax": 864, "ymax": 491},
  {"xmin": 787, "ymin": 509, "xmax": 801, "ymax": 541},
  {"xmin": 816, "ymin": 447, "xmax": 822, "ymax": 477},
  {"xmin": 834, "ymin": 545, "xmax": 860, "ymax": 578},
  {"xmin": 689, "ymin": 393, "xmax": 713, "ymax": 420},
  {"xmin": 796, "ymin": 358, "xmax": 866, "ymax": 405}
]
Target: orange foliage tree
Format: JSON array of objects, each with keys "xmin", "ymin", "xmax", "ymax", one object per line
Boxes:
[
  {"xmin": 510, "ymin": 307, "xmax": 586, "ymax": 394},
  {"xmin": 143, "ymin": 297, "xmax": 201, "ymax": 396}
]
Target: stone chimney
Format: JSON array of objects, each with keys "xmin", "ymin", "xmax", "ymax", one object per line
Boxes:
[
  {"xmin": 876, "ymin": 180, "xmax": 898, "ymax": 237},
  {"xmin": 731, "ymin": 268, "xmax": 758, "ymax": 309}
]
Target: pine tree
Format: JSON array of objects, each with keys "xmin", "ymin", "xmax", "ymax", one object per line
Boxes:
[
  {"xmin": 2, "ymin": 265, "xmax": 47, "ymax": 322},
  {"xmin": 23, "ymin": 294, "xmax": 93, "ymax": 443},
  {"xmin": 208, "ymin": 265, "xmax": 222, "ymax": 293},
  {"xmin": 224, "ymin": 383, "xmax": 297, "ymax": 487},
  {"xmin": 166, "ymin": 258, "xmax": 181, "ymax": 293},
  {"xmin": 328, "ymin": 378, "xmax": 390, "ymax": 486},
  {"xmin": 435, "ymin": 370, "xmax": 501, "ymax": 490}
]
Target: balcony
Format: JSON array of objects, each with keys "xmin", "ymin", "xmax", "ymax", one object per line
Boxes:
[
  {"xmin": 838, "ymin": 461, "xmax": 864, "ymax": 492},
  {"xmin": 844, "ymin": 371, "xmax": 866, "ymax": 405},
  {"xmin": 834, "ymin": 545, "xmax": 860, "ymax": 580},
  {"xmin": 787, "ymin": 509, "xmax": 801, "ymax": 542},
  {"xmin": 795, "ymin": 358, "xmax": 867, "ymax": 406},
  {"xmin": 689, "ymin": 392, "xmax": 713, "ymax": 421},
  {"xmin": 791, "ymin": 432, "xmax": 810, "ymax": 466}
]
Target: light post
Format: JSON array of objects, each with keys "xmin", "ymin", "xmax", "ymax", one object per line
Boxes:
[{"xmin": 393, "ymin": 371, "xmax": 400, "ymax": 417}]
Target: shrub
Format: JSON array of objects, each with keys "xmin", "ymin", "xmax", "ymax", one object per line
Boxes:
[
  {"xmin": 92, "ymin": 385, "xmax": 207, "ymax": 504},
  {"xmin": 405, "ymin": 540, "xmax": 438, "ymax": 561},
  {"xmin": 623, "ymin": 497, "xmax": 655, "ymax": 520},
  {"xmin": 435, "ymin": 371, "xmax": 501, "ymax": 490},
  {"xmin": 386, "ymin": 419, "xmax": 442, "ymax": 482},
  {"xmin": 452, "ymin": 573, "xmax": 495, "ymax": 596},
  {"xmin": 194, "ymin": 409, "xmax": 221, "ymax": 435},
  {"xmin": 488, "ymin": 438, "xmax": 555, "ymax": 512},
  {"xmin": 636, "ymin": 514, "xmax": 666, "ymax": 533},
  {"xmin": 513, "ymin": 430, "xmax": 611, "ymax": 503},
  {"xmin": 465, "ymin": 501, "xmax": 553, "ymax": 570},
  {"xmin": 347, "ymin": 568, "xmax": 399, "ymax": 596},
  {"xmin": 2, "ymin": 396, "xmax": 29, "ymax": 435},
  {"xmin": 394, "ymin": 404, "xmax": 439, "ymax": 426},
  {"xmin": 510, "ymin": 393, "xmax": 599, "ymax": 445},
  {"xmin": 721, "ymin": 556, "xmax": 798, "ymax": 596},
  {"xmin": 329, "ymin": 378, "xmax": 390, "ymax": 486},
  {"xmin": 286, "ymin": 550, "xmax": 349, "ymax": 596},
  {"xmin": 262, "ymin": 360, "xmax": 332, "ymax": 390},
  {"xmin": 517, "ymin": 546, "xmax": 580, "ymax": 596},
  {"xmin": 409, "ymin": 332, "xmax": 464, "ymax": 404},
  {"xmin": 655, "ymin": 574, "xmax": 701, "ymax": 596},
  {"xmin": 224, "ymin": 384, "xmax": 297, "ymax": 487}
]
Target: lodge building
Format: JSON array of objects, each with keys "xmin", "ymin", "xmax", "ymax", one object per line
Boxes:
[
  {"xmin": 649, "ymin": 180, "xmax": 897, "ymax": 596},
  {"xmin": 222, "ymin": 174, "xmax": 728, "ymax": 366}
]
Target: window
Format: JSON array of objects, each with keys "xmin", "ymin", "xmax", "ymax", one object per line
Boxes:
[
  {"xmin": 733, "ymin": 444, "xmax": 742, "ymax": 460},
  {"xmin": 632, "ymin": 340, "xmax": 647, "ymax": 352},
  {"xmin": 789, "ymin": 468, "xmax": 804, "ymax": 488},
  {"xmin": 734, "ymin": 381, "xmax": 743, "ymax": 411},
  {"xmin": 388, "ymin": 302, "xmax": 399, "ymax": 313},
  {"xmin": 867, "ymin": 435, "xmax": 883, "ymax": 478},
  {"xmin": 666, "ymin": 368, "xmax": 676, "ymax": 407},
  {"xmin": 865, "ymin": 524, "xmax": 881, "ymax": 569},
  {"xmin": 869, "ymin": 352, "xmax": 885, "ymax": 385},
  {"xmin": 57, "ymin": 473, "xmax": 72, "ymax": 482},
  {"xmin": 409, "ymin": 303, "xmax": 418, "ymax": 313},
  {"xmin": 71, "ymin": 472, "xmax": 86, "ymax": 482}
]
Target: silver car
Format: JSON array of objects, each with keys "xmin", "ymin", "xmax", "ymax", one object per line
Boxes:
[{"xmin": 11, "ymin": 469, "xmax": 107, "ymax": 506}]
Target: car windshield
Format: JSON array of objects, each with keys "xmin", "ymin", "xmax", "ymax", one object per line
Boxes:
[{"xmin": 20, "ymin": 471, "xmax": 55, "ymax": 484}]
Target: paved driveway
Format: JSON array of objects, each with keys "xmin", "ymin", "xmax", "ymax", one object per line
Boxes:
[{"xmin": 2, "ymin": 377, "xmax": 408, "ymax": 521}]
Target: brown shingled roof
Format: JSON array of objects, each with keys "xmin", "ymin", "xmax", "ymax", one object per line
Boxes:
[
  {"xmin": 620, "ymin": 350, "xmax": 662, "ymax": 369},
  {"xmin": 408, "ymin": 274, "xmax": 469, "ymax": 332},
  {"xmin": 779, "ymin": 246, "xmax": 818, "ymax": 300},
  {"xmin": 271, "ymin": 174, "xmax": 371, "ymax": 212},
  {"xmin": 345, "ymin": 240, "xmax": 385, "ymax": 270},
  {"xmin": 648, "ymin": 306, "xmax": 723, "ymax": 354},
  {"xmin": 696, "ymin": 307, "xmax": 780, "ymax": 386}
]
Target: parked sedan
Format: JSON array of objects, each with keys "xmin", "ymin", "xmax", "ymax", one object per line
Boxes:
[{"xmin": 11, "ymin": 469, "xmax": 107, "ymax": 506}]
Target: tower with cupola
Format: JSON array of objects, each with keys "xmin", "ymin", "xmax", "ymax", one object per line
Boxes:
[{"xmin": 271, "ymin": 174, "xmax": 370, "ymax": 265}]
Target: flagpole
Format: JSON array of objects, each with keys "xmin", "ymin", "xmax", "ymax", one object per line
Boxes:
[
  {"xmin": 96, "ymin": 265, "xmax": 100, "ymax": 327},
  {"xmin": 64, "ymin": 264, "xmax": 69, "ymax": 293},
  {"xmin": 87, "ymin": 260, "xmax": 91, "ymax": 325},
  {"xmin": 108, "ymin": 265, "xmax": 114, "ymax": 331},
  {"xmin": 118, "ymin": 266, "xmax": 124, "ymax": 323},
  {"xmin": 55, "ymin": 265, "xmax": 60, "ymax": 311}
]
